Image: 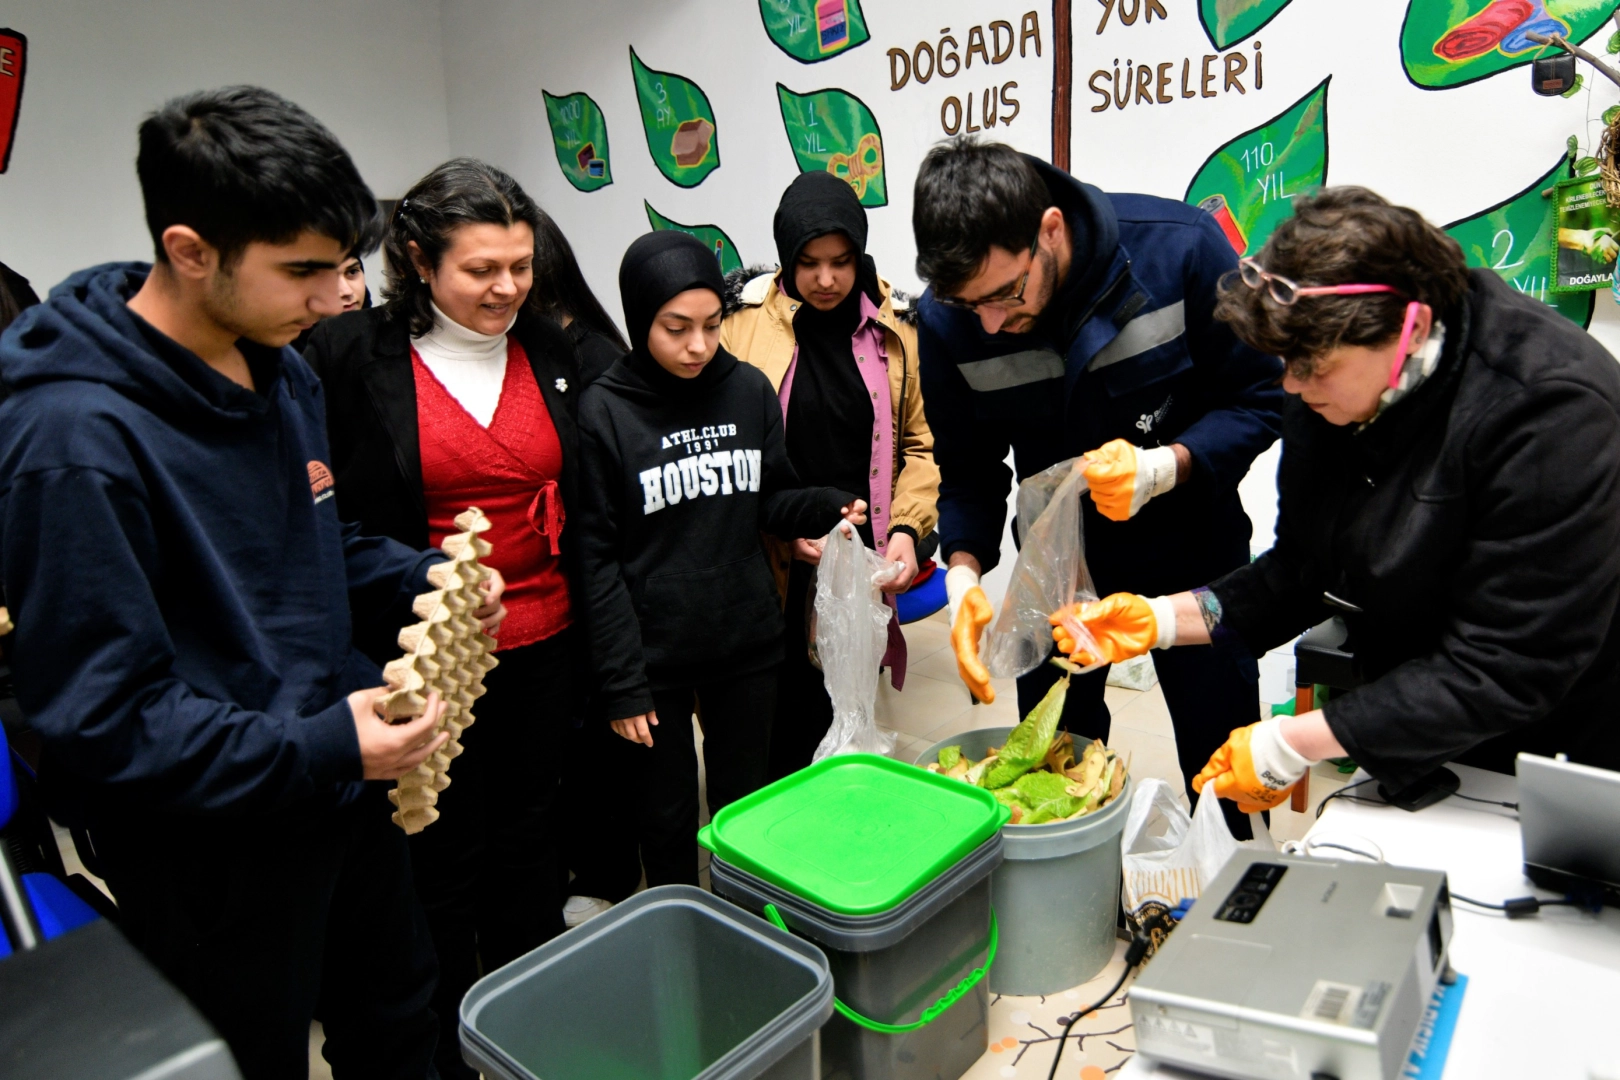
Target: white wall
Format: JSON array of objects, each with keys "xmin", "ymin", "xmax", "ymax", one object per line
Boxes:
[{"xmin": 0, "ymin": 0, "xmax": 451, "ymax": 293}]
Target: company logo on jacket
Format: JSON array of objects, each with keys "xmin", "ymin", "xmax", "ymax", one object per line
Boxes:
[
  {"xmin": 1135, "ymin": 395, "xmax": 1173, "ymax": 435},
  {"xmin": 308, "ymin": 460, "xmax": 335, "ymax": 504},
  {"xmin": 638, "ymin": 423, "xmax": 760, "ymax": 515}
]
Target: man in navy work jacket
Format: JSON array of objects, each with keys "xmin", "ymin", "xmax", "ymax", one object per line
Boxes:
[
  {"xmin": 913, "ymin": 137, "xmax": 1284, "ymax": 837},
  {"xmin": 0, "ymin": 86, "xmax": 505, "ymax": 1076}
]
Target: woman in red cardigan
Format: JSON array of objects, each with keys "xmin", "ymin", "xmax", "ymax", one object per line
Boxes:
[{"xmin": 303, "ymin": 159, "xmax": 588, "ymax": 1080}]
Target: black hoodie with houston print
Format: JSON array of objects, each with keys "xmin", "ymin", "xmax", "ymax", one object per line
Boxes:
[{"xmin": 576, "ymin": 232, "xmax": 855, "ymax": 721}]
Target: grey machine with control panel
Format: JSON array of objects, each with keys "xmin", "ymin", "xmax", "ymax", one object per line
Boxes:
[{"xmin": 1129, "ymin": 850, "xmax": 1454, "ymax": 1080}]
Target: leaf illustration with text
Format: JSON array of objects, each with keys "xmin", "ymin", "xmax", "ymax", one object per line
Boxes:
[
  {"xmin": 645, "ymin": 202, "xmax": 743, "ymax": 276},
  {"xmin": 760, "ymin": 0, "xmax": 869, "ymax": 63},
  {"xmin": 776, "ymin": 84, "xmax": 886, "ymax": 207},
  {"xmin": 1402, "ymin": 0, "xmax": 1620, "ymax": 89},
  {"xmin": 630, "ymin": 48, "xmax": 720, "ymax": 187},
  {"xmin": 1447, "ymin": 158, "xmax": 1594, "ymax": 325},
  {"xmin": 542, "ymin": 91, "xmax": 612, "ymax": 192},
  {"xmin": 1184, "ymin": 78, "xmax": 1328, "ymax": 259},
  {"xmin": 1199, "ymin": 0, "xmax": 1295, "ymax": 49}
]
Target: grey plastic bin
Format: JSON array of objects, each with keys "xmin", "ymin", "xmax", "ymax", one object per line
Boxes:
[
  {"xmin": 459, "ymin": 885, "xmax": 834, "ymax": 1080},
  {"xmin": 710, "ymin": 832, "xmax": 1002, "ymax": 1080},
  {"xmin": 919, "ymin": 727, "xmax": 1131, "ymax": 995}
]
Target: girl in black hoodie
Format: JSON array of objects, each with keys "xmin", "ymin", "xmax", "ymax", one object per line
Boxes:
[{"xmin": 577, "ymin": 231, "xmax": 865, "ymax": 886}]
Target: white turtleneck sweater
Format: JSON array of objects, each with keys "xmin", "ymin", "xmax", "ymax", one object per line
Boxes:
[{"xmin": 411, "ymin": 302, "xmax": 517, "ymax": 428}]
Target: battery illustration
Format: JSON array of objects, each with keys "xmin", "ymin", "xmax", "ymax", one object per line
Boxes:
[
  {"xmin": 818, "ymin": 0, "xmax": 849, "ymax": 52},
  {"xmin": 1198, "ymin": 193, "xmax": 1248, "ymax": 256}
]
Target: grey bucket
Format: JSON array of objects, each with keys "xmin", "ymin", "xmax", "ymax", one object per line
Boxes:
[
  {"xmin": 918, "ymin": 726, "xmax": 1130, "ymax": 995},
  {"xmin": 459, "ymin": 885, "xmax": 834, "ymax": 1080}
]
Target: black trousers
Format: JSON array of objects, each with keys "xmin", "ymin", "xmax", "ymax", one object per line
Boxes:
[
  {"xmin": 560, "ymin": 716, "xmax": 643, "ymax": 903},
  {"xmin": 409, "ymin": 630, "xmax": 579, "ymax": 1080},
  {"xmin": 768, "ymin": 561, "xmax": 834, "ymax": 782},
  {"xmin": 634, "ymin": 668, "xmax": 777, "ymax": 887},
  {"xmin": 97, "ymin": 786, "xmax": 438, "ymax": 1080},
  {"xmin": 1017, "ymin": 639, "xmax": 1262, "ymax": 840}
]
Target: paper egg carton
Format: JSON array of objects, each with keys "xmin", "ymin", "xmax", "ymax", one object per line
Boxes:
[{"xmin": 381, "ymin": 507, "xmax": 500, "ymax": 834}]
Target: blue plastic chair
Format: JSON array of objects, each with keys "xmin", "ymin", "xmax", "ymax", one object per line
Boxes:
[
  {"xmin": 895, "ymin": 563, "xmax": 948, "ymax": 625},
  {"xmin": 0, "ymin": 721, "xmax": 99, "ymax": 957}
]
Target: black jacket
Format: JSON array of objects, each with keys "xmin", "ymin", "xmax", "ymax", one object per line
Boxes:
[
  {"xmin": 1213, "ymin": 270, "xmax": 1620, "ymax": 790},
  {"xmin": 568, "ymin": 320, "xmax": 627, "ymax": 388},
  {"xmin": 302, "ymin": 305, "xmax": 583, "ymax": 661},
  {"xmin": 576, "ymin": 348, "xmax": 854, "ymax": 719}
]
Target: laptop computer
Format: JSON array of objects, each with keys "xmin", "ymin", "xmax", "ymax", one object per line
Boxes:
[{"xmin": 1517, "ymin": 752, "xmax": 1620, "ymax": 902}]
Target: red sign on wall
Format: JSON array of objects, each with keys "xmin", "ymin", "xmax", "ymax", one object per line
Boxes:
[{"xmin": 0, "ymin": 29, "xmax": 26, "ymax": 174}]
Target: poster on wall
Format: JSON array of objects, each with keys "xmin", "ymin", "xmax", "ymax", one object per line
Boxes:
[
  {"xmin": 760, "ymin": 0, "xmax": 870, "ymax": 63},
  {"xmin": 1445, "ymin": 156, "xmax": 1594, "ymax": 326},
  {"xmin": 1183, "ymin": 78, "xmax": 1329, "ymax": 258},
  {"xmin": 776, "ymin": 84, "xmax": 886, "ymax": 207},
  {"xmin": 1550, "ymin": 172, "xmax": 1620, "ymax": 292},
  {"xmin": 1401, "ymin": 0, "xmax": 1620, "ymax": 90},
  {"xmin": 630, "ymin": 48, "xmax": 721, "ymax": 188},
  {"xmin": 0, "ymin": 28, "xmax": 25, "ymax": 174},
  {"xmin": 645, "ymin": 202, "xmax": 744, "ymax": 276},
  {"xmin": 1199, "ymin": 0, "xmax": 1296, "ymax": 49},
  {"xmin": 542, "ymin": 91, "xmax": 612, "ymax": 193}
]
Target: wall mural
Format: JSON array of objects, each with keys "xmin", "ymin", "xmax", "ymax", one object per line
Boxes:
[
  {"xmin": 542, "ymin": 91, "xmax": 612, "ymax": 193},
  {"xmin": 1401, "ymin": 0, "xmax": 1620, "ymax": 89},
  {"xmin": 1198, "ymin": 0, "xmax": 1296, "ymax": 49},
  {"xmin": 776, "ymin": 84, "xmax": 887, "ymax": 206},
  {"xmin": 1184, "ymin": 77, "xmax": 1330, "ymax": 258},
  {"xmin": 630, "ymin": 48, "xmax": 721, "ymax": 188},
  {"xmin": 760, "ymin": 0, "xmax": 870, "ymax": 63},
  {"xmin": 645, "ymin": 201, "xmax": 745, "ymax": 275},
  {"xmin": 0, "ymin": 28, "xmax": 25, "ymax": 174},
  {"xmin": 1446, "ymin": 155, "xmax": 1594, "ymax": 325}
]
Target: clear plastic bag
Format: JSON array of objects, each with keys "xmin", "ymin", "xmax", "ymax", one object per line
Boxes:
[
  {"xmin": 983, "ymin": 457, "xmax": 1105, "ymax": 680},
  {"xmin": 1120, "ymin": 779, "xmax": 1238, "ymax": 951},
  {"xmin": 811, "ymin": 523, "xmax": 898, "ymax": 760}
]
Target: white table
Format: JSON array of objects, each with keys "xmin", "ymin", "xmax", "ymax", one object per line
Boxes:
[{"xmin": 1120, "ymin": 762, "xmax": 1620, "ymax": 1078}]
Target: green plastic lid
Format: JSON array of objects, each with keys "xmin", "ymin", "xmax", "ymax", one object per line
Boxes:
[{"xmin": 697, "ymin": 754, "xmax": 1010, "ymax": 916}]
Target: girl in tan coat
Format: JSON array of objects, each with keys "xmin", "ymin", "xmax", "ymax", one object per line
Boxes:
[{"xmin": 721, "ymin": 171, "xmax": 939, "ymax": 778}]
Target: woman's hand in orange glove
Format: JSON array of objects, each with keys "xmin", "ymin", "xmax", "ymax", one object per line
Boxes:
[
  {"xmin": 1190, "ymin": 718, "xmax": 1314, "ymax": 813},
  {"xmin": 946, "ymin": 564, "xmax": 996, "ymax": 704},
  {"xmin": 1049, "ymin": 592, "xmax": 1176, "ymax": 667}
]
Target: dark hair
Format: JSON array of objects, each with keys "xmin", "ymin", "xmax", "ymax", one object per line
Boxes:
[
  {"xmin": 532, "ymin": 209, "xmax": 628, "ymax": 352},
  {"xmin": 1214, "ymin": 187, "xmax": 1471, "ymax": 366},
  {"xmin": 912, "ymin": 136, "xmax": 1049, "ymax": 292},
  {"xmin": 136, "ymin": 86, "xmax": 380, "ymax": 268},
  {"xmin": 383, "ymin": 158, "xmax": 548, "ymax": 337}
]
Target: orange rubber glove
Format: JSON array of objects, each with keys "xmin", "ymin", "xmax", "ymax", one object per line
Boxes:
[
  {"xmin": 1049, "ymin": 592, "xmax": 1175, "ymax": 667},
  {"xmin": 1081, "ymin": 439, "xmax": 1178, "ymax": 522},
  {"xmin": 951, "ymin": 586, "xmax": 996, "ymax": 704},
  {"xmin": 1190, "ymin": 718, "xmax": 1313, "ymax": 814}
]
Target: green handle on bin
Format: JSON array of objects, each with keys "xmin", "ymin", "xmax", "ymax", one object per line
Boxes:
[{"xmin": 761, "ymin": 903, "xmax": 998, "ymax": 1034}]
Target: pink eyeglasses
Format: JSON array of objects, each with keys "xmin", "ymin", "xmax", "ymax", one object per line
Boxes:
[{"xmin": 1238, "ymin": 258, "xmax": 1422, "ymax": 389}]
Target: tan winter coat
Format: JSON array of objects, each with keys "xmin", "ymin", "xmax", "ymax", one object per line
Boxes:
[{"xmin": 721, "ymin": 270, "xmax": 939, "ymax": 599}]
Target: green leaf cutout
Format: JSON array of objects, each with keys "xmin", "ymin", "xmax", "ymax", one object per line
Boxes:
[
  {"xmin": 630, "ymin": 48, "xmax": 720, "ymax": 188},
  {"xmin": 1608, "ymin": 26, "xmax": 1620, "ymax": 51},
  {"xmin": 759, "ymin": 0, "xmax": 869, "ymax": 63},
  {"xmin": 542, "ymin": 91, "xmax": 612, "ymax": 193},
  {"xmin": 644, "ymin": 202, "xmax": 743, "ymax": 276},
  {"xmin": 1577, "ymin": 155, "xmax": 1602, "ymax": 174},
  {"xmin": 1444, "ymin": 156, "xmax": 1594, "ymax": 327},
  {"xmin": 1199, "ymin": 0, "xmax": 1296, "ymax": 49},
  {"xmin": 1401, "ymin": 0, "xmax": 1620, "ymax": 90},
  {"xmin": 1184, "ymin": 78, "xmax": 1329, "ymax": 258},
  {"xmin": 775, "ymin": 84, "xmax": 887, "ymax": 208}
]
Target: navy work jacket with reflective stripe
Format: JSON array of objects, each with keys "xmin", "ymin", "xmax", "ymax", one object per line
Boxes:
[{"xmin": 916, "ymin": 161, "xmax": 1285, "ymax": 596}]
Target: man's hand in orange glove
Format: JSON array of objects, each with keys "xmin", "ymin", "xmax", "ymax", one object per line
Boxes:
[
  {"xmin": 946, "ymin": 564, "xmax": 996, "ymax": 704},
  {"xmin": 1049, "ymin": 592, "xmax": 1177, "ymax": 667},
  {"xmin": 1081, "ymin": 439, "xmax": 1180, "ymax": 522},
  {"xmin": 1190, "ymin": 718, "xmax": 1316, "ymax": 813}
]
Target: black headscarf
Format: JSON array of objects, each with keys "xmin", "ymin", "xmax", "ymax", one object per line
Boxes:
[
  {"xmin": 618, "ymin": 230, "xmax": 726, "ymax": 352},
  {"xmin": 771, "ymin": 173, "xmax": 877, "ymax": 540}
]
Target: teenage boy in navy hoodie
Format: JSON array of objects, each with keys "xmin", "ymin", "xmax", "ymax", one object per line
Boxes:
[
  {"xmin": 0, "ymin": 87, "xmax": 505, "ymax": 1078},
  {"xmin": 577, "ymin": 232, "xmax": 865, "ymax": 888}
]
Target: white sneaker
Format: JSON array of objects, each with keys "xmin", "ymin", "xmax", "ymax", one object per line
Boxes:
[{"xmin": 563, "ymin": 895, "xmax": 613, "ymax": 928}]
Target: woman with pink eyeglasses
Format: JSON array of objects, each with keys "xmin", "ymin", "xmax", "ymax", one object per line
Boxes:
[{"xmin": 1050, "ymin": 186, "xmax": 1620, "ymax": 808}]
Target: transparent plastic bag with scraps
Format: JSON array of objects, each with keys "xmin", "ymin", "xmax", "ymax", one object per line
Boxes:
[
  {"xmin": 983, "ymin": 456, "xmax": 1105, "ymax": 680},
  {"xmin": 811, "ymin": 524, "xmax": 898, "ymax": 760}
]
